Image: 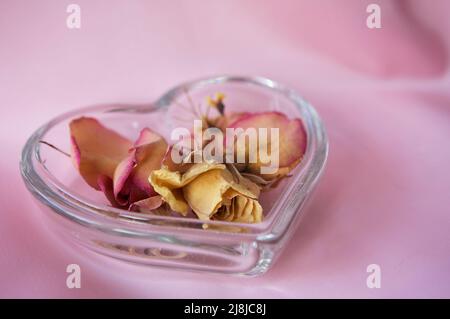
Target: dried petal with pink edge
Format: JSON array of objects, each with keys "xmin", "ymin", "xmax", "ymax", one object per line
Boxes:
[
  {"xmin": 128, "ymin": 128, "xmax": 168, "ymax": 198},
  {"xmin": 69, "ymin": 117, "xmax": 132, "ymax": 190},
  {"xmin": 97, "ymin": 175, "xmax": 118, "ymax": 207},
  {"xmin": 111, "ymin": 129, "xmax": 156, "ymax": 204},
  {"xmin": 112, "ymin": 151, "xmax": 136, "ymax": 205},
  {"xmin": 111, "ymin": 128, "xmax": 168, "ymax": 205},
  {"xmin": 228, "ymin": 112, "xmax": 307, "ymax": 178},
  {"xmin": 161, "ymin": 144, "xmax": 195, "ymax": 174},
  {"xmin": 129, "ymin": 195, "xmax": 164, "ymax": 213}
]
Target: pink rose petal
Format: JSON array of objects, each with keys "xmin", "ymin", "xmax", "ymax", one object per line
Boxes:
[
  {"xmin": 129, "ymin": 195, "xmax": 164, "ymax": 213},
  {"xmin": 228, "ymin": 111, "xmax": 307, "ymax": 175},
  {"xmin": 69, "ymin": 117, "xmax": 132, "ymax": 190}
]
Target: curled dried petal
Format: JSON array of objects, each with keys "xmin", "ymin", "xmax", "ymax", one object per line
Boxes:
[
  {"xmin": 182, "ymin": 167, "xmax": 261, "ymax": 220},
  {"xmin": 228, "ymin": 111, "xmax": 307, "ymax": 180},
  {"xmin": 129, "ymin": 195, "xmax": 164, "ymax": 213},
  {"xmin": 70, "ymin": 117, "xmax": 168, "ymax": 207},
  {"xmin": 69, "ymin": 117, "xmax": 132, "ymax": 190},
  {"xmin": 149, "ymin": 163, "xmax": 226, "ymax": 215}
]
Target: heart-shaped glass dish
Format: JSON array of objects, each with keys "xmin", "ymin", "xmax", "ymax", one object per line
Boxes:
[{"xmin": 20, "ymin": 76, "xmax": 328, "ymax": 276}]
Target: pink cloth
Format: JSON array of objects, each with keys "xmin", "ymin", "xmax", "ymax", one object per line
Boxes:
[{"xmin": 0, "ymin": 0, "xmax": 449, "ymax": 298}]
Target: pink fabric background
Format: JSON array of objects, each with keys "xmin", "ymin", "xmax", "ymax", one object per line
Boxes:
[{"xmin": 1, "ymin": 0, "xmax": 449, "ymax": 298}]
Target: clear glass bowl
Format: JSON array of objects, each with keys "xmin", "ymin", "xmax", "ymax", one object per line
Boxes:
[{"xmin": 20, "ymin": 76, "xmax": 328, "ymax": 276}]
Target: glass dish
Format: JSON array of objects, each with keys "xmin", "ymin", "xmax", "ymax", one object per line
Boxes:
[{"xmin": 20, "ymin": 75, "xmax": 328, "ymax": 276}]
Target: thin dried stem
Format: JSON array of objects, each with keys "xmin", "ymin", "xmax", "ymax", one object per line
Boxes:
[
  {"xmin": 183, "ymin": 87, "xmax": 202, "ymax": 118},
  {"xmin": 173, "ymin": 100, "xmax": 198, "ymax": 117},
  {"xmin": 226, "ymin": 163, "xmax": 242, "ymax": 183},
  {"xmin": 205, "ymin": 104, "xmax": 211, "ymax": 119},
  {"xmin": 39, "ymin": 140, "xmax": 71, "ymax": 157},
  {"xmin": 172, "ymin": 113, "xmax": 191, "ymax": 123},
  {"xmin": 241, "ymin": 173, "xmax": 272, "ymax": 186}
]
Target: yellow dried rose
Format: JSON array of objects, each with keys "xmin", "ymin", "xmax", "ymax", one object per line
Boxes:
[
  {"xmin": 149, "ymin": 162, "xmax": 263, "ymax": 222},
  {"xmin": 209, "ymin": 190, "xmax": 263, "ymax": 223}
]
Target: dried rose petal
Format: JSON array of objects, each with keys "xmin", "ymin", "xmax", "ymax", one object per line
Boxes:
[
  {"xmin": 112, "ymin": 150, "xmax": 136, "ymax": 205},
  {"xmin": 129, "ymin": 195, "xmax": 164, "ymax": 213},
  {"xmin": 129, "ymin": 128, "xmax": 168, "ymax": 197},
  {"xmin": 112, "ymin": 128, "xmax": 168, "ymax": 205},
  {"xmin": 150, "ymin": 162, "xmax": 262, "ymax": 221},
  {"xmin": 212, "ymin": 193, "xmax": 263, "ymax": 223},
  {"xmin": 97, "ymin": 175, "xmax": 117, "ymax": 206},
  {"xmin": 228, "ymin": 111, "xmax": 307, "ymax": 179},
  {"xmin": 70, "ymin": 117, "xmax": 168, "ymax": 207},
  {"xmin": 69, "ymin": 117, "xmax": 133, "ymax": 190},
  {"xmin": 149, "ymin": 162, "xmax": 226, "ymax": 215},
  {"xmin": 182, "ymin": 168, "xmax": 260, "ymax": 221}
]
